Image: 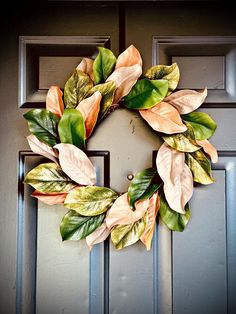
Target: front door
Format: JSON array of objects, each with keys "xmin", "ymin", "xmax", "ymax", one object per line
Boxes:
[{"xmin": 0, "ymin": 2, "xmax": 236, "ymax": 314}]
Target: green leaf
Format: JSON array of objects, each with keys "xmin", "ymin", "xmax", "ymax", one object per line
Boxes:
[
  {"xmin": 186, "ymin": 150, "xmax": 214, "ymax": 185},
  {"xmin": 124, "ymin": 79, "xmax": 168, "ymax": 109},
  {"xmin": 163, "ymin": 122, "xmax": 201, "ymax": 152},
  {"xmin": 111, "ymin": 213, "xmax": 148, "ymax": 250},
  {"xmin": 58, "ymin": 109, "xmax": 85, "ymax": 149},
  {"xmin": 138, "ymin": 183, "xmax": 162, "ymax": 201},
  {"xmin": 145, "ymin": 63, "xmax": 180, "ymax": 95},
  {"xmin": 159, "ymin": 193, "xmax": 190, "ymax": 232},
  {"xmin": 60, "ymin": 210, "xmax": 105, "ymax": 241},
  {"xmin": 128, "ymin": 168, "xmax": 157, "ymax": 208},
  {"xmin": 93, "ymin": 47, "xmax": 117, "ymax": 84},
  {"xmin": 64, "ymin": 186, "xmax": 118, "ymax": 216},
  {"xmin": 24, "ymin": 163, "xmax": 76, "ymax": 193},
  {"xmin": 64, "ymin": 69, "xmax": 93, "ymax": 108},
  {"xmin": 182, "ymin": 112, "xmax": 217, "ymax": 140},
  {"xmin": 23, "ymin": 109, "xmax": 59, "ymax": 147},
  {"xmin": 88, "ymin": 81, "xmax": 116, "ymax": 118}
]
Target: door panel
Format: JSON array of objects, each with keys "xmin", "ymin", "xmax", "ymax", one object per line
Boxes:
[
  {"xmin": 36, "ymin": 155, "xmax": 107, "ymax": 314},
  {"xmin": 36, "ymin": 204, "xmax": 90, "ymax": 314},
  {"xmin": 173, "ymin": 170, "xmax": 227, "ymax": 314},
  {"xmin": 1, "ymin": 2, "xmax": 236, "ymax": 314}
]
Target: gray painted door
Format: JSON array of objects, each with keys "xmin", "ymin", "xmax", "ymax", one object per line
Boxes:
[{"xmin": 0, "ymin": 2, "xmax": 236, "ymax": 314}]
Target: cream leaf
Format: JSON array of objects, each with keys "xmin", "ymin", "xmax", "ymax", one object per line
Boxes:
[
  {"xmin": 31, "ymin": 190, "xmax": 68, "ymax": 205},
  {"xmin": 165, "ymin": 88, "xmax": 207, "ymax": 114},
  {"xmin": 106, "ymin": 64, "xmax": 142, "ymax": 103},
  {"xmin": 139, "ymin": 101, "xmax": 187, "ymax": 134},
  {"xmin": 105, "ymin": 193, "xmax": 149, "ymax": 229},
  {"xmin": 156, "ymin": 143, "xmax": 185, "ymax": 186},
  {"xmin": 54, "ymin": 143, "xmax": 96, "ymax": 185},
  {"xmin": 196, "ymin": 139, "xmax": 218, "ymax": 163},
  {"xmin": 115, "ymin": 45, "xmax": 142, "ymax": 69},
  {"xmin": 156, "ymin": 143, "xmax": 193, "ymax": 214},
  {"xmin": 76, "ymin": 91, "xmax": 102, "ymax": 138},
  {"xmin": 140, "ymin": 192, "xmax": 160, "ymax": 250},
  {"xmin": 86, "ymin": 222, "xmax": 110, "ymax": 250},
  {"xmin": 46, "ymin": 86, "xmax": 64, "ymax": 117},
  {"xmin": 164, "ymin": 164, "xmax": 193, "ymax": 214},
  {"xmin": 27, "ymin": 134, "xmax": 58, "ymax": 164}
]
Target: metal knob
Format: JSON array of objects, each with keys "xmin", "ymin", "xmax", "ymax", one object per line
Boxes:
[{"xmin": 127, "ymin": 174, "xmax": 134, "ymax": 181}]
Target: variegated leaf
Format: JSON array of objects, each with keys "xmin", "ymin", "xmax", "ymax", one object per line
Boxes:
[
  {"xmin": 163, "ymin": 122, "xmax": 201, "ymax": 153},
  {"xmin": 145, "ymin": 63, "xmax": 180, "ymax": 95},
  {"xmin": 186, "ymin": 150, "xmax": 215, "ymax": 185},
  {"xmin": 111, "ymin": 212, "xmax": 148, "ymax": 250},
  {"xmin": 24, "ymin": 163, "xmax": 76, "ymax": 193},
  {"xmin": 77, "ymin": 58, "xmax": 94, "ymax": 81},
  {"xmin": 64, "ymin": 186, "xmax": 118, "ymax": 216},
  {"xmin": 64, "ymin": 69, "xmax": 93, "ymax": 109},
  {"xmin": 88, "ymin": 81, "xmax": 116, "ymax": 118}
]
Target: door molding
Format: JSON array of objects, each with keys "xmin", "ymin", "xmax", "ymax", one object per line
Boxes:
[
  {"xmin": 18, "ymin": 36, "xmax": 110, "ymax": 108},
  {"xmin": 153, "ymin": 36, "xmax": 236, "ymax": 106}
]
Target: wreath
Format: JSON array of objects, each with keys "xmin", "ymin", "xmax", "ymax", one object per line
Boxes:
[{"xmin": 24, "ymin": 45, "xmax": 218, "ymax": 250}]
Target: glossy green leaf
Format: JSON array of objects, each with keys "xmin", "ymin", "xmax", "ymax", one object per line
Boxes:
[
  {"xmin": 88, "ymin": 81, "xmax": 116, "ymax": 118},
  {"xmin": 159, "ymin": 193, "xmax": 190, "ymax": 232},
  {"xmin": 138, "ymin": 183, "xmax": 162, "ymax": 202},
  {"xmin": 111, "ymin": 212, "xmax": 148, "ymax": 250},
  {"xmin": 163, "ymin": 122, "xmax": 201, "ymax": 153},
  {"xmin": 128, "ymin": 168, "xmax": 157, "ymax": 208},
  {"xmin": 23, "ymin": 109, "xmax": 59, "ymax": 147},
  {"xmin": 64, "ymin": 69, "xmax": 93, "ymax": 108},
  {"xmin": 24, "ymin": 163, "xmax": 76, "ymax": 193},
  {"xmin": 186, "ymin": 150, "xmax": 214, "ymax": 184},
  {"xmin": 93, "ymin": 47, "xmax": 116, "ymax": 84},
  {"xmin": 124, "ymin": 79, "xmax": 168, "ymax": 109},
  {"xmin": 64, "ymin": 186, "xmax": 118, "ymax": 216},
  {"xmin": 145, "ymin": 63, "xmax": 180, "ymax": 95},
  {"xmin": 182, "ymin": 112, "xmax": 217, "ymax": 140},
  {"xmin": 58, "ymin": 109, "xmax": 85, "ymax": 149},
  {"xmin": 60, "ymin": 210, "xmax": 105, "ymax": 241}
]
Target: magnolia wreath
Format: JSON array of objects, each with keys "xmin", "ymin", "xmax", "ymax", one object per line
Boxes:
[{"xmin": 24, "ymin": 45, "xmax": 218, "ymax": 250}]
